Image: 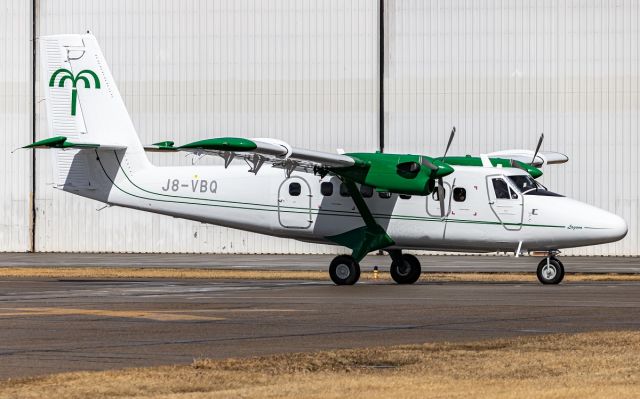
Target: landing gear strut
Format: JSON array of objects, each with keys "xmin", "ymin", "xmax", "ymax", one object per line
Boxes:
[
  {"xmin": 389, "ymin": 251, "xmax": 422, "ymax": 284},
  {"xmin": 329, "ymin": 255, "xmax": 361, "ymax": 285},
  {"xmin": 536, "ymin": 254, "xmax": 565, "ymax": 285}
]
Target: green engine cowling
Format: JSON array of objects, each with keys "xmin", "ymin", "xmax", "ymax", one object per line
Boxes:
[{"xmin": 332, "ymin": 153, "xmax": 454, "ymax": 196}]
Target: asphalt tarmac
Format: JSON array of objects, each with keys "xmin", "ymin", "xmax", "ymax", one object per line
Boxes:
[
  {"xmin": 1, "ymin": 277, "xmax": 639, "ymax": 380},
  {"xmin": 1, "ymin": 253, "xmax": 640, "ymax": 273}
]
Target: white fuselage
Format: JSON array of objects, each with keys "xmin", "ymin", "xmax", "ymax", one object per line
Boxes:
[{"xmin": 73, "ymin": 150, "xmax": 627, "ymax": 254}]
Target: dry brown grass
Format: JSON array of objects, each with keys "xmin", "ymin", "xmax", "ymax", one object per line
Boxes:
[
  {"xmin": 1, "ymin": 331, "xmax": 639, "ymax": 398},
  {"xmin": 0, "ymin": 266, "xmax": 638, "ymax": 282}
]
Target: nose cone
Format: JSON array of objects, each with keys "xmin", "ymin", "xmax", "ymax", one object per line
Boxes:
[
  {"xmin": 564, "ymin": 200, "xmax": 629, "ymax": 247},
  {"xmin": 607, "ymin": 213, "xmax": 628, "ymax": 242},
  {"xmin": 582, "ymin": 206, "xmax": 628, "ymax": 244}
]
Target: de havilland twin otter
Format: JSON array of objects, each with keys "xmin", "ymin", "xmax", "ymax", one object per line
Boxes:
[{"xmin": 25, "ymin": 33, "xmax": 628, "ymax": 285}]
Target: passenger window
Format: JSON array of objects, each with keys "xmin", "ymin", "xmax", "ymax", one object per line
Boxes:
[
  {"xmin": 492, "ymin": 179, "xmax": 511, "ymax": 199},
  {"xmin": 289, "ymin": 182, "xmax": 301, "ymax": 196},
  {"xmin": 339, "ymin": 183, "xmax": 350, "ymax": 197},
  {"xmin": 360, "ymin": 185, "xmax": 374, "ymax": 198},
  {"xmin": 453, "ymin": 187, "xmax": 466, "ymax": 202},
  {"xmin": 378, "ymin": 191, "xmax": 392, "ymax": 199},
  {"xmin": 399, "ymin": 194, "xmax": 412, "ymax": 200},
  {"xmin": 320, "ymin": 182, "xmax": 333, "ymax": 196}
]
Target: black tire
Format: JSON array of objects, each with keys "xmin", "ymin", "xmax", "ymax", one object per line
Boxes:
[
  {"xmin": 329, "ymin": 255, "xmax": 360, "ymax": 285},
  {"xmin": 536, "ymin": 258, "xmax": 564, "ymax": 285},
  {"xmin": 551, "ymin": 257, "xmax": 565, "ymax": 283},
  {"xmin": 390, "ymin": 254, "xmax": 421, "ymax": 284}
]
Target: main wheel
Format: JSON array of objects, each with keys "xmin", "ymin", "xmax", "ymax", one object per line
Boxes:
[
  {"xmin": 329, "ymin": 255, "xmax": 361, "ymax": 285},
  {"xmin": 536, "ymin": 258, "xmax": 564, "ymax": 285},
  {"xmin": 390, "ymin": 254, "xmax": 421, "ymax": 284},
  {"xmin": 551, "ymin": 257, "xmax": 565, "ymax": 283}
]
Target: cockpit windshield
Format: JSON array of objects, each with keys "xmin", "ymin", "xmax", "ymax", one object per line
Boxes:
[
  {"xmin": 508, "ymin": 175, "xmax": 541, "ymax": 192},
  {"xmin": 507, "ymin": 175, "xmax": 564, "ymax": 197}
]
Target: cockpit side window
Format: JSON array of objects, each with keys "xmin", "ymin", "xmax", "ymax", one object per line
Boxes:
[{"xmin": 492, "ymin": 178, "xmax": 518, "ymax": 199}]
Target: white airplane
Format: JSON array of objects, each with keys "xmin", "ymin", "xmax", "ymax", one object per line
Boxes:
[{"xmin": 25, "ymin": 33, "xmax": 628, "ymax": 285}]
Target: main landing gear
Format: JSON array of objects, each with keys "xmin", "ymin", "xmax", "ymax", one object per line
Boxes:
[
  {"xmin": 329, "ymin": 250, "xmax": 422, "ymax": 286},
  {"xmin": 389, "ymin": 251, "xmax": 422, "ymax": 284},
  {"xmin": 329, "ymin": 255, "xmax": 361, "ymax": 285},
  {"xmin": 536, "ymin": 254, "xmax": 565, "ymax": 285}
]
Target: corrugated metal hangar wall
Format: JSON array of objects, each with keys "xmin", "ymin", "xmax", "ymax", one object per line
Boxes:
[{"xmin": 0, "ymin": 0, "xmax": 638, "ymax": 255}]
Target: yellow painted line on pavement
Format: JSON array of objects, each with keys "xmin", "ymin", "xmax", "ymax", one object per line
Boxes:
[{"xmin": 0, "ymin": 307, "xmax": 224, "ymax": 321}]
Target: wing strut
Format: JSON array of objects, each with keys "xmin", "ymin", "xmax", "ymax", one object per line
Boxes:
[{"xmin": 325, "ymin": 179, "xmax": 394, "ymax": 262}]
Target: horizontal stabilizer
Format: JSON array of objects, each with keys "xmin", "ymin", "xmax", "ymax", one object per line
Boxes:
[
  {"xmin": 143, "ymin": 141, "xmax": 177, "ymax": 152},
  {"xmin": 24, "ymin": 136, "xmax": 127, "ymax": 150}
]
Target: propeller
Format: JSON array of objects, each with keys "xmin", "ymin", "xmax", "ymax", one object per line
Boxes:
[
  {"xmin": 442, "ymin": 126, "xmax": 456, "ymax": 160},
  {"xmin": 530, "ymin": 133, "xmax": 544, "ymax": 165},
  {"xmin": 417, "ymin": 126, "xmax": 456, "ymax": 217},
  {"xmin": 436, "ymin": 126, "xmax": 456, "ymax": 217}
]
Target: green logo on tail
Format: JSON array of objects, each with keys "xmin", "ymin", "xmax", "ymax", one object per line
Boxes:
[{"xmin": 49, "ymin": 68, "xmax": 101, "ymax": 116}]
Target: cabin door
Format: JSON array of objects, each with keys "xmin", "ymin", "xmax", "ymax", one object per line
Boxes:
[
  {"xmin": 278, "ymin": 177, "xmax": 313, "ymax": 229},
  {"xmin": 486, "ymin": 175, "xmax": 523, "ymax": 231}
]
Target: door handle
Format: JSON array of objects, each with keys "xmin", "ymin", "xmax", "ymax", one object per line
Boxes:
[{"xmin": 488, "ymin": 201, "xmax": 495, "ymax": 205}]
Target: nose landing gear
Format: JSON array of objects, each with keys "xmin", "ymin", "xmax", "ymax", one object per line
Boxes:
[{"xmin": 536, "ymin": 253, "xmax": 565, "ymax": 284}]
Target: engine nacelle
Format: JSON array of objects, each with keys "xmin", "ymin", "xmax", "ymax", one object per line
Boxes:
[{"xmin": 334, "ymin": 153, "xmax": 453, "ymax": 196}]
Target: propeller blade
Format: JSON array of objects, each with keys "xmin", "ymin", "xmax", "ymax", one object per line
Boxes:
[
  {"xmin": 530, "ymin": 133, "xmax": 544, "ymax": 165},
  {"xmin": 442, "ymin": 126, "xmax": 456, "ymax": 159},
  {"xmin": 420, "ymin": 156, "xmax": 439, "ymax": 172},
  {"xmin": 438, "ymin": 178, "xmax": 445, "ymax": 218}
]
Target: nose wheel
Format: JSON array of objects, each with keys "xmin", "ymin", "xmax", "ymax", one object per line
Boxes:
[
  {"xmin": 329, "ymin": 255, "xmax": 361, "ymax": 285},
  {"xmin": 536, "ymin": 256, "xmax": 565, "ymax": 284}
]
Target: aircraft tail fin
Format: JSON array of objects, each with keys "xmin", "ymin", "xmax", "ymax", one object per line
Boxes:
[{"xmin": 37, "ymin": 33, "xmax": 150, "ymax": 188}]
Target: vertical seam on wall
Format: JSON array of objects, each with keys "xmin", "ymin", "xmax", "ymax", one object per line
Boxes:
[
  {"xmin": 379, "ymin": 0, "xmax": 384, "ymax": 153},
  {"xmin": 30, "ymin": 0, "xmax": 36, "ymax": 252}
]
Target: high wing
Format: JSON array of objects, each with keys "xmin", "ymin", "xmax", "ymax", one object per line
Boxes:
[
  {"xmin": 144, "ymin": 137, "xmax": 355, "ymax": 175},
  {"xmin": 485, "ymin": 149, "xmax": 569, "ymax": 167},
  {"xmin": 144, "ymin": 136, "xmax": 453, "ymax": 196}
]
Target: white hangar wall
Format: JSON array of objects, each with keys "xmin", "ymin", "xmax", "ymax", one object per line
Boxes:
[
  {"xmin": 383, "ymin": 0, "xmax": 639, "ymax": 255},
  {"xmin": 0, "ymin": 1, "xmax": 32, "ymax": 251},
  {"xmin": 1, "ymin": 1, "xmax": 636, "ymax": 255},
  {"xmin": 34, "ymin": 0, "xmax": 379, "ymax": 253}
]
